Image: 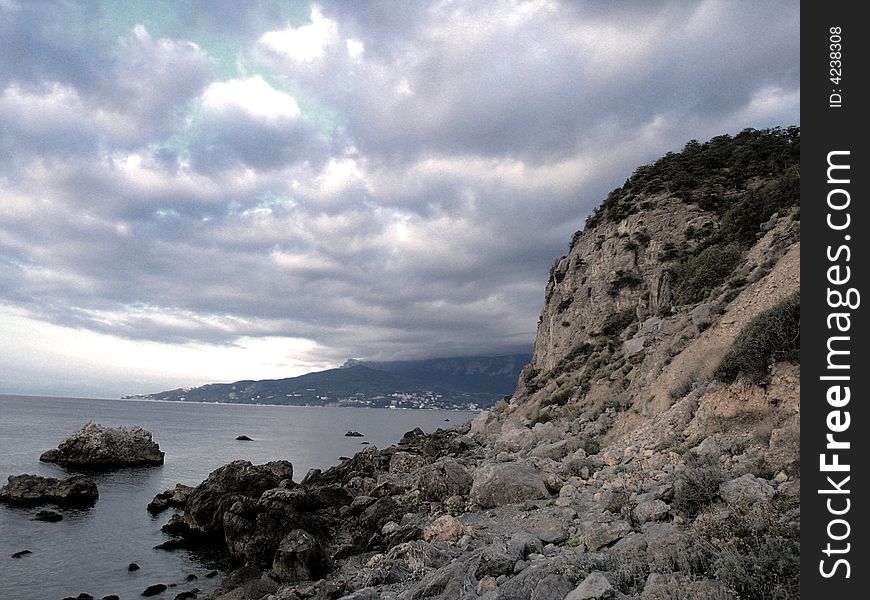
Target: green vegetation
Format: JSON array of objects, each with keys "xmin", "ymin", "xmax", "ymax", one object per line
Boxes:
[
  {"xmin": 608, "ymin": 270, "xmax": 643, "ymax": 297},
  {"xmin": 582, "ymin": 127, "xmax": 799, "ymax": 232},
  {"xmin": 670, "ymin": 243, "xmax": 743, "ymax": 305},
  {"xmin": 715, "ymin": 292, "xmax": 800, "ymax": 382},
  {"xmin": 601, "ymin": 307, "xmax": 637, "ymax": 338}
]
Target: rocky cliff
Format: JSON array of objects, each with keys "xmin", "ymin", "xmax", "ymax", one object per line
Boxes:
[{"xmin": 160, "ymin": 128, "xmax": 800, "ymax": 600}]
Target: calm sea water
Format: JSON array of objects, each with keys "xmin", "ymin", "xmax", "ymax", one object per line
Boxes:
[{"xmin": 0, "ymin": 395, "xmax": 475, "ymax": 600}]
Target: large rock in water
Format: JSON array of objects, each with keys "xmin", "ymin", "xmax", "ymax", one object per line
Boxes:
[
  {"xmin": 0, "ymin": 474, "xmax": 99, "ymax": 506},
  {"xmin": 39, "ymin": 422, "xmax": 164, "ymax": 469}
]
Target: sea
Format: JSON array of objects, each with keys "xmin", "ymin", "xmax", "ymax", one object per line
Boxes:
[{"xmin": 0, "ymin": 394, "xmax": 476, "ymax": 600}]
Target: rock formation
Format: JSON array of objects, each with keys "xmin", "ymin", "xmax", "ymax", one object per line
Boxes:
[
  {"xmin": 40, "ymin": 422, "xmax": 165, "ymax": 469},
  {"xmin": 158, "ymin": 128, "xmax": 801, "ymax": 600},
  {"xmin": 0, "ymin": 474, "xmax": 99, "ymax": 506}
]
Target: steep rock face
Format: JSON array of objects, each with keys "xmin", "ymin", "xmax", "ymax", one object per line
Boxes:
[{"xmin": 173, "ymin": 129, "xmax": 802, "ymax": 600}]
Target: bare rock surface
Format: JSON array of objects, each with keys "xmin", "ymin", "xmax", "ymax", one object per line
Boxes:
[
  {"xmin": 39, "ymin": 422, "xmax": 164, "ymax": 469},
  {"xmin": 0, "ymin": 474, "xmax": 98, "ymax": 506}
]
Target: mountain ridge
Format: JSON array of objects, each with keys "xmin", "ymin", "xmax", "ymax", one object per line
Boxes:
[{"xmin": 128, "ymin": 353, "xmax": 531, "ymax": 409}]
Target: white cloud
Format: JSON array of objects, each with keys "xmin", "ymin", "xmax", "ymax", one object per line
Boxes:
[
  {"xmin": 202, "ymin": 75, "xmax": 301, "ymax": 121},
  {"xmin": 257, "ymin": 5, "xmax": 338, "ymax": 64}
]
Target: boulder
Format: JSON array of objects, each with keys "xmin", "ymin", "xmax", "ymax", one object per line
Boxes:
[
  {"xmin": 147, "ymin": 483, "xmax": 194, "ymax": 514},
  {"xmin": 345, "ymin": 431, "xmax": 365, "ymax": 437},
  {"xmin": 271, "ymin": 529, "xmax": 332, "ymax": 581},
  {"xmin": 633, "ymin": 499, "xmax": 670, "ymax": 523},
  {"xmin": 40, "ymin": 422, "xmax": 164, "ymax": 469},
  {"xmin": 415, "ymin": 458, "xmax": 472, "ymax": 501},
  {"xmin": 0, "ymin": 474, "xmax": 98, "ymax": 507},
  {"xmin": 577, "ymin": 520, "xmax": 631, "ymax": 551},
  {"xmin": 565, "ymin": 571, "xmax": 615, "ymax": 600},
  {"xmin": 141, "ymin": 583, "xmax": 168, "ymax": 597},
  {"xmin": 182, "ymin": 460, "xmax": 289, "ymax": 537},
  {"xmin": 719, "ymin": 474, "xmax": 775, "ymax": 506},
  {"xmin": 423, "ymin": 515, "xmax": 466, "ymax": 542},
  {"xmin": 469, "ymin": 462, "xmax": 548, "ymax": 508}
]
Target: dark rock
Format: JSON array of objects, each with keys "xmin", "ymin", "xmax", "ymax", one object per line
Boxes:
[
  {"xmin": 155, "ymin": 538, "xmax": 192, "ymax": 550},
  {"xmin": 205, "ymin": 570, "xmax": 219, "ymax": 578},
  {"xmin": 147, "ymin": 483, "xmax": 194, "ymax": 514},
  {"xmin": 339, "ymin": 456, "xmax": 352, "ymax": 461},
  {"xmin": 415, "ymin": 458, "xmax": 472, "ymax": 501},
  {"xmin": 271, "ymin": 529, "xmax": 333, "ymax": 581},
  {"xmin": 182, "ymin": 460, "xmax": 289, "ymax": 538},
  {"xmin": 128, "ymin": 562, "xmax": 140, "ymax": 571},
  {"xmin": 33, "ymin": 509, "xmax": 63, "ymax": 522},
  {"xmin": 40, "ymin": 422, "xmax": 164, "ymax": 469},
  {"xmin": 361, "ymin": 441, "xmax": 370, "ymax": 444},
  {"xmin": 174, "ymin": 591, "xmax": 197, "ymax": 600},
  {"xmin": 508, "ymin": 531, "xmax": 544, "ymax": 560},
  {"xmin": 0, "ymin": 474, "xmax": 98, "ymax": 507},
  {"xmin": 345, "ymin": 431, "xmax": 364, "ymax": 437},
  {"xmin": 101, "ymin": 595, "xmax": 121, "ymax": 600},
  {"xmin": 11, "ymin": 549, "xmax": 32, "ymax": 558},
  {"xmin": 184, "ymin": 574, "xmax": 198, "ymax": 581},
  {"xmin": 236, "ymin": 435, "xmax": 253, "ymax": 441},
  {"xmin": 470, "ymin": 547, "xmax": 514, "ymax": 578},
  {"xmin": 141, "ymin": 583, "xmax": 168, "ymax": 596},
  {"xmin": 401, "ymin": 560, "xmax": 475, "ymax": 599}
]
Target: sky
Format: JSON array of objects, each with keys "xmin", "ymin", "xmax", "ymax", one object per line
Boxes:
[{"xmin": 0, "ymin": 0, "xmax": 799, "ymax": 398}]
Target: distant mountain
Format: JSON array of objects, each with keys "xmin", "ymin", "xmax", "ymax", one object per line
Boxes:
[{"xmin": 128, "ymin": 353, "xmax": 531, "ymax": 410}]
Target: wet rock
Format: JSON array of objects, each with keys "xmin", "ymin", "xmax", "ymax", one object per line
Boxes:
[
  {"xmin": 236, "ymin": 435, "xmax": 253, "ymax": 441},
  {"xmin": 33, "ymin": 509, "xmax": 63, "ymax": 522},
  {"xmin": 173, "ymin": 592, "xmax": 198, "ymax": 600},
  {"xmin": 147, "ymin": 483, "xmax": 194, "ymax": 514},
  {"xmin": 11, "ymin": 549, "xmax": 32, "ymax": 558},
  {"xmin": 566, "ymin": 571, "xmax": 615, "ymax": 600},
  {"xmin": 102, "ymin": 595, "xmax": 121, "ymax": 600},
  {"xmin": 0, "ymin": 474, "xmax": 98, "ymax": 507},
  {"xmin": 271, "ymin": 529, "xmax": 333, "ymax": 582},
  {"xmin": 128, "ymin": 562, "xmax": 140, "ymax": 571},
  {"xmin": 470, "ymin": 461, "xmax": 548, "ymax": 508},
  {"xmin": 141, "ymin": 583, "xmax": 168, "ymax": 596},
  {"xmin": 40, "ymin": 422, "xmax": 164, "ymax": 469},
  {"xmin": 345, "ymin": 431, "xmax": 364, "ymax": 437}
]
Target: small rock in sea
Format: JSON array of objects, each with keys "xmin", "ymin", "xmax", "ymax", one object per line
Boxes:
[
  {"xmin": 142, "ymin": 583, "xmax": 168, "ymax": 596},
  {"xmin": 344, "ymin": 430, "xmax": 364, "ymax": 437},
  {"xmin": 445, "ymin": 418, "xmax": 450, "ymax": 421},
  {"xmin": 154, "ymin": 539, "xmax": 189, "ymax": 551},
  {"xmin": 205, "ymin": 570, "xmax": 219, "ymax": 578},
  {"xmin": 128, "ymin": 562, "xmax": 140, "ymax": 571},
  {"xmin": 61, "ymin": 595, "xmax": 94, "ymax": 600},
  {"xmin": 339, "ymin": 456, "xmax": 351, "ymax": 461},
  {"xmin": 184, "ymin": 574, "xmax": 198, "ymax": 581},
  {"xmin": 33, "ymin": 509, "xmax": 63, "ymax": 522},
  {"xmin": 360, "ymin": 441, "xmax": 370, "ymax": 445},
  {"xmin": 101, "ymin": 595, "xmax": 121, "ymax": 600},
  {"xmin": 11, "ymin": 549, "xmax": 32, "ymax": 558},
  {"xmin": 235, "ymin": 435, "xmax": 253, "ymax": 441},
  {"xmin": 174, "ymin": 591, "xmax": 198, "ymax": 600}
]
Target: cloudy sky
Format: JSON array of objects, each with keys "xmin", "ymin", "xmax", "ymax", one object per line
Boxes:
[{"xmin": 0, "ymin": 0, "xmax": 799, "ymax": 398}]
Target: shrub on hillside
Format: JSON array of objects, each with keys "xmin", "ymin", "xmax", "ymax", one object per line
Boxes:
[{"xmin": 715, "ymin": 292, "xmax": 800, "ymax": 382}]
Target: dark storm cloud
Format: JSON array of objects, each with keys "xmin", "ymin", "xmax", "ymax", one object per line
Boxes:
[{"xmin": 0, "ymin": 0, "xmax": 800, "ymax": 390}]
